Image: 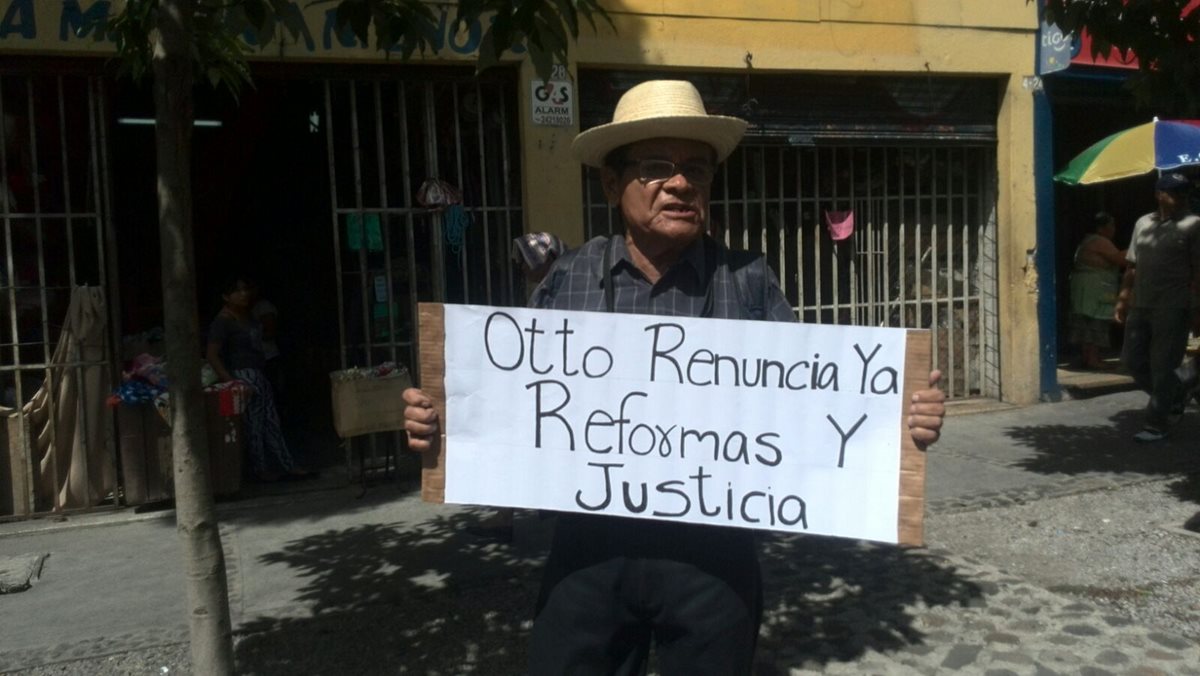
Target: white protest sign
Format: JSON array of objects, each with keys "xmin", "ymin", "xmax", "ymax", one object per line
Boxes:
[{"xmin": 419, "ymin": 303, "xmax": 929, "ymax": 545}]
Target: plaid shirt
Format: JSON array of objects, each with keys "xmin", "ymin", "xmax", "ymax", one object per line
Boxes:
[
  {"xmin": 530, "ymin": 234, "xmax": 795, "ymax": 322},
  {"xmin": 529, "ymin": 233, "xmax": 793, "ymax": 591}
]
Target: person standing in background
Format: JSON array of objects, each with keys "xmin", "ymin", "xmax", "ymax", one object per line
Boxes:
[
  {"xmin": 207, "ymin": 276, "xmax": 310, "ymax": 481},
  {"xmin": 1116, "ymin": 173, "xmax": 1200, "ymax": 442},
  {"xmin": 1069, "ymin": 212, "xmax": 1126, "ymax": 370}
]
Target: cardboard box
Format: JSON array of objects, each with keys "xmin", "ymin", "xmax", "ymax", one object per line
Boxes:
[
  {"xmin": 330, "ymin": 370, "xmax": 412, "ymax": 438},
  {"xmin": 117, "ymin": 391, "xmax": 243, "ymax": 505},
  {"xmin": 116, "ymin": 404, "xmax": 174, "ymax": 505}
]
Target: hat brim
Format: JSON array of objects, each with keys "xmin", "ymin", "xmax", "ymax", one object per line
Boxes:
[{"xmin": 572, "ymin": 115, "xmax": 747, "ymax": 168}]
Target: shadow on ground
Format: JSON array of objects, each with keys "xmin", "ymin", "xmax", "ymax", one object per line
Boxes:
[
  {"xmin": 1005, "ymin": 408, "xmax": 1200, "ymax": 477},
  {"xmin": 753, "ymin": 535, "xmax": 981, "ymax": 674},
  {"xmin": 232, "ymin": 520, "xmax": 982, "ymax": 675},
  {"xmin": 1168, "ymin": 471, "xmax": 1200, "ymax": 505}
]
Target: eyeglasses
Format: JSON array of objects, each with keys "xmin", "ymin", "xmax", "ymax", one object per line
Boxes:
[{"xmin": 624, "ymin": 159, "xmax": 716, "ymax": 186}]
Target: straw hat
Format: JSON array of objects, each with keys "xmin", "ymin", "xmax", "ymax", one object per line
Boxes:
[{"xmin": 571, "ymin": 80, "xmax": 747, "ymax": 168}]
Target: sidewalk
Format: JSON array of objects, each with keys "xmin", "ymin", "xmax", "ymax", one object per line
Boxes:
[{"xmin": 1, "ymin": 389, "xmax": 1199, "ymax": 675}]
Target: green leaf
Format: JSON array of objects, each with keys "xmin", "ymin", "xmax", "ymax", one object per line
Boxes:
[
  {"xmin": 244, "ymin": 0, "xmax": 267, "ymax": 33},
  {"xmin": 550, "ymin": 0, "xmax": 579, "ymax": 36},
  {"xmin": 475, "ymin": 23, "xmax": 501, "ymax": 73}
]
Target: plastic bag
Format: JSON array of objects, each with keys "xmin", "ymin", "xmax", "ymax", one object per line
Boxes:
[{"xmin": 416, "ymin": 179, "xmax": 463, "ymax": 209}]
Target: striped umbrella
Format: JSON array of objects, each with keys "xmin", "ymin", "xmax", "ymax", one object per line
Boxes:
[{"xmin": 1054, "ymin": 118, "xmax": 1200, "ymax": 185}]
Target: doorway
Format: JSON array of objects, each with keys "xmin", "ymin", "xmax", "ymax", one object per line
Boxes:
[{"xmin": 110, "ymin": 75, "xmax": 341, "ymax": 473}]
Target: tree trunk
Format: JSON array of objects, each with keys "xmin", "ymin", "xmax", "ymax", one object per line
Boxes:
[{"xmin": 154, "ymin": 1, "xmax": 235, "ymax": 673}]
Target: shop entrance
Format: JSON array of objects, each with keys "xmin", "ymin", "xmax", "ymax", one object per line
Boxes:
[
  {"xmin": 1047, "ymin": 75, "xmax": 1159, "ymax": 372},
  {"xmin": 111, "ymin": 75, "xmax": 342, "ymax": 477}
]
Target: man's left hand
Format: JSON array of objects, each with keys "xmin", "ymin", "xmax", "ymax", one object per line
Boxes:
[{"xmin": 908, "ymin": 370, "xmax": 945, "ymax": 450}]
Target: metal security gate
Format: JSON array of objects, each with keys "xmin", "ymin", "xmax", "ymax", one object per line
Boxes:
[
  {"xmin": 584, "ymin": 143, "xmax": 1000, "ymax": 400},
  {"xmin": 323, "ymin": 73, "xmax": 524, "ymax": 472},
  {"xmin": 1, "ymin": 73, "xmax": 118, "ymax": 517}
]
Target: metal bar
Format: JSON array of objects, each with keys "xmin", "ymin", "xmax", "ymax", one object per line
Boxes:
[
  {"xmin": 94, "ymin": 78, "xmax": 122, "ymax": 388},
  {"xmin": 831, "ymin": 148, "xmax": 840, "ymax": 324},
  {"xmin": 57, "ymin": 78, "xmax": 76, "ymax": 287},
  {"xmin": 0, "ymin": 359, "xmax": 114, "ymax": 372},
  {"xmin": 349, "ymin": 82, "xmax": 373, "ymax": 367},
  {"xmin": 323, "ymin": 81, "xmax": 348, "ymax": 371},
  {"xmin": 962, "ymin": 147, "xmax": 972, "ymax": 395},
  {"xmin": 496, "ymin": 82, "xmax": 516, "ymax": 304},
  {"xmin": 451, "ymin": 84, "xmax": 469, "ymax": 300},
  {"xmin": 914, "ymin": 148, "xmax": 922, "ymax": 337},
  {"xmin": 0, "ymin": 78, "xmax": 33, "ymax": 515},
  {"xmin": 398, "ymin": 82, "xmax": 420, "ymax": 380},
  {"xmin": 898, "ymin": 148, "xmax": 907, "ymax": 329},
  {"xmin": 424, "ymin": 83, "xmax": 446, "ymax": 304},
  {"xmin": 945, "ymin": 149, "xmax": 956, "ymax": 398},
  {"xmin": 27, "ymin": 77, "xmax": 64, "ymax": 509},
  {"xmin": 372, "ymin": 83, "xmax": 398, "ymax": 365},
  {"xmin": 847, "ymin": 148, "xmax": 857, "ymax": 325},
  {"xmin": 811, "ymin": 148, "xmax": 821, "ymax": 322},
  {"xmin": 777, "ymin": 147, "xmax": 786, "ymax": 312},
  {"xmin": 758, "ymin": 148, "xmax": 767, "ymax": 257},
  {"xmin": 0, "ymin": 211, "xmax": 101, "ymax": 219},
  {"xmin": 722, "ymin": 153, "xmax": 731, "ymax": 249},
  {"xmin": 741, "ymin": 147, "xmax": 749, "ymax": 251},
  {"xmin": 870, "ymin": 151, "xmax": 876, "ymax": 325},
  {"xmin": 347, "ymin": 82, "xmax": 381, "ymax": 473},
  {"xmin": 929, "ymin": 149, "xmax": 940, "ymax": 378},
  {"xmin": 475, "ymin": 81, "xmax": 493, "ymax": 304},
  {"xmin": 795, "ymin": 147, "xmax": 803, "ymax": 315},
  {"xmin": 883, "ymin": 148, "xmax": 891, "ymax": 327}
]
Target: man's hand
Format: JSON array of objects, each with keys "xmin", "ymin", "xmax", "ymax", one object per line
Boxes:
[
  {"xmin": 403, "ymin": 387, "xmax": 440, "ymax": 452},
  {"xmin": 908, "ymin": 370, "xmax": 945, "ymax": 450}
]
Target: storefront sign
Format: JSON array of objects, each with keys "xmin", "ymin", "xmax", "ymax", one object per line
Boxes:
[
  {"xmin": 0, "ymin": 0, "xmax": 515, "ymax": 61},
  {"xmin": 1038, "ymin": 20, "xmax": 1072, "ymax": 75},
  {"xmin": 423, "ymin": 303, "xmax": 929, "ymax": 545},
  {"xmin": 531, "ymin": 70, "xmax": 573, "ymax": 127}
]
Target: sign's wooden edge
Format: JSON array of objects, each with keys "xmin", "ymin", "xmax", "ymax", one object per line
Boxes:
[
  {"xmin": 898, "ymin": 329, "xmax": 931, "ymax": 546},
  {"xmin": 418, "ymin": 303, "xmax": 447, "ymax": 503}
]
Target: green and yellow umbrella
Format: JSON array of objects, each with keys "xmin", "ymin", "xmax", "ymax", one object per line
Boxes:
[{"xmin": 1055, "ymin": 118, "xmax": 1200, "ymax": 185}]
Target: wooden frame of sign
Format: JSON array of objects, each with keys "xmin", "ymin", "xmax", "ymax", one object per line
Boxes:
[{"xmin": 417, "ymin": 302, "xmax": 931, "ymax": 546}]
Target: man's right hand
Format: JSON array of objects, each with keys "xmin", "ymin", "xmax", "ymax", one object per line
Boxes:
[{"xmin": 403, "ymin": 387, "xmax": 439, "ymax": 452}]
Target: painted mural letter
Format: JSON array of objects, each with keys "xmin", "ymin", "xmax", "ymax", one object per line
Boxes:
[
  {"xmin": 60, "ymin": 0, "xmax": 110, "ymax": 42},
  {"xmin": 1, "ymin": 0, "xmax": 36, "ymax": 41}
]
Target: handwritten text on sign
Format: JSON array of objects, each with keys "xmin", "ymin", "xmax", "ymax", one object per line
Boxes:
[{"xmin": 443, "ymin": 305, "xmax": 909, "ymax": 543}]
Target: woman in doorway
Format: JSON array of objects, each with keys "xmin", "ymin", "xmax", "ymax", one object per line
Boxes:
[
  {"xmin": 206, "ymin": 276, "xmax": 310, "ymax": 482},
  {"xmin": 1069, "ymin": 212, "xmax": 1126, "ymax": 370}
]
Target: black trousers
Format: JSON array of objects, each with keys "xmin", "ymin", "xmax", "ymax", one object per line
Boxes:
[{"xmin": 529, "ymin": 515, "xmax": 762, "ymax": 676}]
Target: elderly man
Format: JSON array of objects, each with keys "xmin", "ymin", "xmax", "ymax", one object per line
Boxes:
[
  {"xmin": 1116, "ymin": 172, "xmax": 1200, "ymax": 442},
  {"xmin": 403, "ymin": 80, "xmax": 945, "ymax": 675}
]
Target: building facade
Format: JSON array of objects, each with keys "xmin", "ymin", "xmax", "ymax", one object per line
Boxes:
[{"xmin": 0, "ymin": 0, "xmax": 1039, "ymax": 517}]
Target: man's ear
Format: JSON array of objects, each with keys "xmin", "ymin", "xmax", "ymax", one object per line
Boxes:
[{"xmin": 600, "ymin": 167, "xmax": 622, "ymax": 205}]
